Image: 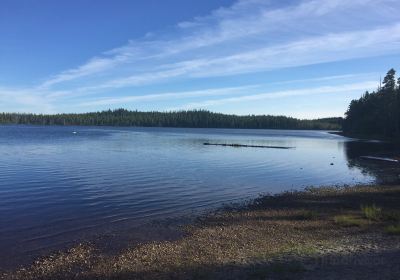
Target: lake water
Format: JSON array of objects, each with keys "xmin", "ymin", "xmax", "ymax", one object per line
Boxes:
[{"xmin": 0, "ymin": 125, "xmax": 399, "ymax": 269}]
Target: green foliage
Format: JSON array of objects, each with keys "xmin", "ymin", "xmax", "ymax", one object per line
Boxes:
[
  {"xmin": 361, "ymin": 204, "xmax": 382, "ymax": 221},
  {"xmin": 297, "ymin": 210, "xmax": 318, "ymax": 220},
  {"xmin": 382, "ymin": 210, "xmax": 400, "ymax": 222},
  {"xmin": 343, "ymin": 68, "xmax": 400, "ymax": 138},
  {"xmin": 333, "ymin": 215, "xmax": 367, "ymax": 227},
  {"xmin": 0, "ymin": 109, "xmax": 342, "ymax": 130},
  {"xmin": 384, "ymin": 224, "xmax": 400, "ymax": 235}
]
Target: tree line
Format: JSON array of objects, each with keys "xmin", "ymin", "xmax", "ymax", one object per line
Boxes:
[
  {"xmin": 343, "ymin": 68, "xmax": 400, "ymax": 139},
  {"xmin": 0, "ymin": 109, "xmax": 342, "ymax": 130}
]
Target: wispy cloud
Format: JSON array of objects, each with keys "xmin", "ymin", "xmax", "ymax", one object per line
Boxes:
[
  {"xmin": 1, "ymin": 0, "xmax": 399, "ymax": 115},
  {"xmin": 79, "ymin": 85, "xmax": 259, "ymax": 107},
  {"xmin": 82, "ymin": 24, "xmax": 400, "ymax": 92},
  {"xmin": 171, "ymin": 81, "xmax": 379, "ymax": 110},
  {"xmin": 40, "ymin": 55, "xmax": 131, "ymax": 88},
  {"xmin": 37, "ymin": 0, "xmax": 400, "ymax": 91},
  {"xmin": 79, "ymin": 73, "xmax": 377, "ymax": 108},
  {"xmin": 0, "ymin": 87, "xmax": 56, "ymax": 113}
]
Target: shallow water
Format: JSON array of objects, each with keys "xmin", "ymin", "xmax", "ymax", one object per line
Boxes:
[{"xmin": 0, "ymin": 125, "xmax": 398, "ymax": 268}]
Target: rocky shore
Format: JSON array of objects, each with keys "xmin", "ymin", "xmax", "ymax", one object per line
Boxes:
[{"xmin": 2, "ymin": 185, "xmax": 400, "ymax": 280}]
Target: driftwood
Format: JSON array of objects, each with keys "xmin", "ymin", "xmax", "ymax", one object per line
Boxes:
[{"xmin": 203, "ymin": 143, "xmax": 294, "ymax": 149}]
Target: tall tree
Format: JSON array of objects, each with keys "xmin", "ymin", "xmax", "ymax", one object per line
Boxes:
[
  {"xmin": 382, "ymin": 68, "xmax": 396, "ymax": 91},
  {"xmin": 343, "ymin": 68, "xmax": 400, "ymax": 139}
]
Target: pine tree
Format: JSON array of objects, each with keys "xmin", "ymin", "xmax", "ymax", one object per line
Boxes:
[
  {"xmin": 383, "ymin": 68, "xmax": 396, "ymax": 91},
  {"xmin": 343, "ymin": 68, "xmax": 400, "ymax": 139}
]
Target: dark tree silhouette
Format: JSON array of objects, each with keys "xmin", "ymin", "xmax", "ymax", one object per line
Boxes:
[
  {"xmin": 343, "ymin": 68, "xmax": 400, "ymax": 139},
  {"xmin": 0, "ymin": 109, "xmax": 342, "ymax": 130}
]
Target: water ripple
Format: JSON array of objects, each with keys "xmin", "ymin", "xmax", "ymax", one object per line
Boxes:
[{"xmin": 0, "ymin": 125, "xmax": 384, "ymax": 268}]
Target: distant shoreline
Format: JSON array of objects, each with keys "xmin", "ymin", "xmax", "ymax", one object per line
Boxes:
[
  {"xmin": 327, "ymin": 131, "xmax": 344, "ymax": 136},
  {"xmin": 328, "ymin": 131, "xmax": 400, "ymax": 144},
  {"xmin": 0, "ymin": 123, "xmax": 342, "ymax": 132},
  {"xmin": 3, "ymin": 184, "xmax": 400, "ymax": 279},
  {"xmin": 0, "ymin": 109, "xmax": 343, "ymax": 131}
]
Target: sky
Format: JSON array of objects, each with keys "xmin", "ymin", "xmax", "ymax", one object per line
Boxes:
[{"xmin": 1, "ymin": 0, "xmax": 400, "ymax": 118}]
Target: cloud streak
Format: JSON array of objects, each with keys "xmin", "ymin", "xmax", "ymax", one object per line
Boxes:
[
  {"xmin": 37, "ymin": 0, "xmax": 400, "ymax": 91},
  {"xmin": 82, "ymin": 24, "xmax": 400, "ymax": 92},
  {"xmin": 1, "ymin": 0, "xmax": 399, "ymax": 115},
  {"xmin": 171, "ymin": 81, "xmax": 379, "ymax": 110},
  {"xmin": 79, "ymin": 85, "xmax": 259, "ymax": 107}
]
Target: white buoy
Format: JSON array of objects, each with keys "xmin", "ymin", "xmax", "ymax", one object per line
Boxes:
[{"xmin": 72, "ymin": 131, "xmax": 77, "ymax": 134}]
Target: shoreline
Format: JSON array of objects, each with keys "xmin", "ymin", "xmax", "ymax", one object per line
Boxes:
[
  {"xmin": 0, "ymin": 123, "xmax": 340, "ymax": 133},
  {"xmin": 328, "ymin": 130, "xmax": 400, "ymax": 143},
  {"xmin": 2, "ymin": 184, "xmax": 400, "ymax": 280}
]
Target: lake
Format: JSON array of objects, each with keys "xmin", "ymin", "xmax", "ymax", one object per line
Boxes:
[{"xmin": 0, "ymin": 125, "xmax": 399, "ymax": 269}]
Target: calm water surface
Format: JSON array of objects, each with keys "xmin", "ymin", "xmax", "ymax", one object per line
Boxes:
[{"xmin": 0, "ymin": 125, "xmax": 398, "ymax": 268}]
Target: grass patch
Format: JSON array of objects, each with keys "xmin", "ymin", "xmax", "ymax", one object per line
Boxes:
[
  {"xmin": 284, "ymin": 245, "xmax": 319, "ymax": 256},
  {"xmin": 382, "ymin": 210, "xmax": 400, "ymax": 222},
  {"xmin": 297, "ymin": 210, "xmax": 319, "ymax": 220},
  {"xmin": 361, "ymin": 204, "xmax": 382, "ymax": 221},
  {"xmin": 384, "ymin": 224, "xmax": 400, "ymax": 235},
  {"xmin": 334, "ymin": 215, "xmax": 367, "ymax": 227}
]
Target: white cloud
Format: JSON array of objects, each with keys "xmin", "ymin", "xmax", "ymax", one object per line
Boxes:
[
  {"xmin": 171, "ymin": 81, "xmax": 378, "ymax": 110},
  {"xmin": 1, "ymin": 0, "xmax": 399, "ymax": 114},
  {"xmin": 186, "ymin": 24, "xmax": 400, "ymax": 77},
  {"xmin": 0, "ymin": 87, "xmax": 56, "ymax": 113},
  {"xmin": 79, "ymin": 85, "xmax": 259, "ymax": 107},
  {"xmin": 65, "ymin": 24, "xmax": 399, "ymax": 92},
  {"xmin": 36, "ymin": 0, "xmax": 400, "ymax": 91}
]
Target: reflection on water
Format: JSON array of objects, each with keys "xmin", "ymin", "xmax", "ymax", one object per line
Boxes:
[
  {"xmin": 344, "ymin": 140, "xmax": 400, "ymax": 184},
  {"xmin": 0, "ymin": 125, "xmax": 398, "ymax": 268}
]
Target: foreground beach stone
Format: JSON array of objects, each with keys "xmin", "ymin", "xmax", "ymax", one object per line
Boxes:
[{"xmin": 2, "ymin": 185, "xmax": 400, "ymax": 280}]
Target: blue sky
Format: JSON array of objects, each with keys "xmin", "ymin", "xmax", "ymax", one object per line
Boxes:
[{"xmin": 1, "ymin": 0, "xmax": 399, "ymax": 118}]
